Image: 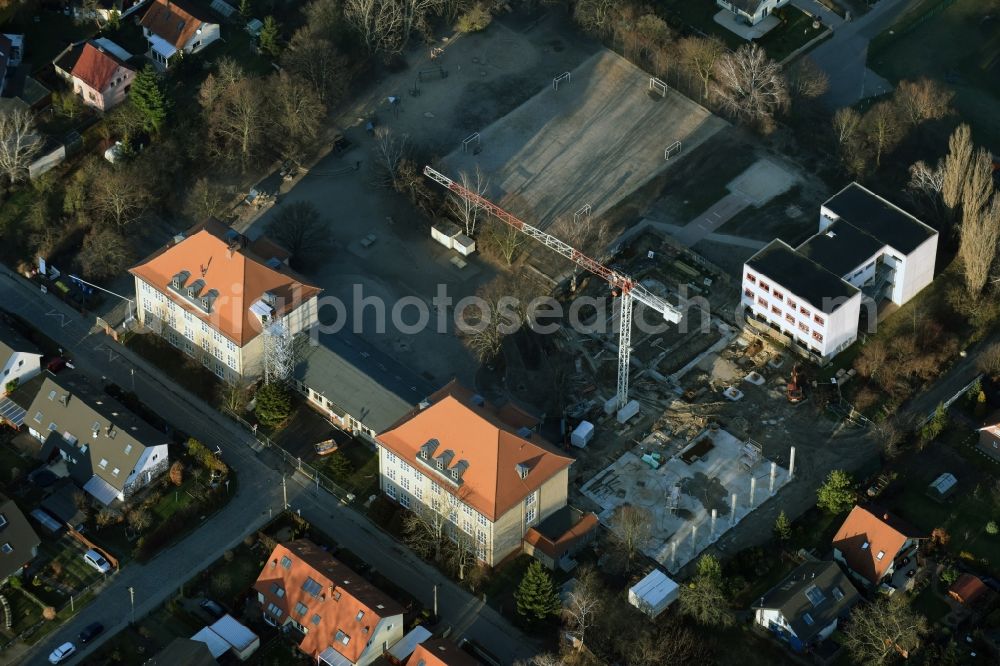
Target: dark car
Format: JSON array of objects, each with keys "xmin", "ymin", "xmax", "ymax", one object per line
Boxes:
[
  {"xmin": 78, "ymin": 622, "xmax": 104, "ymax": 643},
  {"xmin": 199, "ymin": 599, "xmax": 224, "ymax": 618}
]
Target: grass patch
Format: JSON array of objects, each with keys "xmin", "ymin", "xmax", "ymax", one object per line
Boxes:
[
  {"xmin": 757, "ymin": 8, "xmax": 827, "ymax": 63},
  {"xmin": 124, "ymin": 332, "xmax": 218, "ymax": 402},
  {"xmin": 911, "ymin": 584, "xmax": 951, "ymax": 624},
  {"xmin": 868, "ymin": 0, "xmax": 1000, "ymax": 147},
  {"xmin": 1, "ymin": 585, "xmax": 44, "ymax": 635}
]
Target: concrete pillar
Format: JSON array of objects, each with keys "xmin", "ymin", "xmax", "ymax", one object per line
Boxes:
[
  {"xmin": 730, "ymin": 493, "xmax": 738, "ymax": 525},
  {"xmin": 769, "ymin": 462, "xmax": 777, "ymax": 496},
  {"xmin": 671, "ymin": 540, "xmax": 677, "ymax": 569},
  {"xmin": 789, "ymin": 446, "xmax": 796, "ymax": 479},
  {"xmin": 690, "ymin": 524, "xmax": 698, "ymax": 557},
  {"xmin": 749, "ymin": 476, "xmax": 756, "ymax": 507},
  {"xmin": 710, "ymin": 508, "xmax": 718, "ymax": 540}
]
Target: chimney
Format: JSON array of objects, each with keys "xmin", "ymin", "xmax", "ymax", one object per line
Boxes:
[{"xmin": 883, "ymin": 513, "xmax": 890, "ymax": 520}]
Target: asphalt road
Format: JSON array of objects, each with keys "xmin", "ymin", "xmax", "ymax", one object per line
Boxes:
[{"xmin": 0, "ymin": 269, "xmax": 538, "ymax": 666}]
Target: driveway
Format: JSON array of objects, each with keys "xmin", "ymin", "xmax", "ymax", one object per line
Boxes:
[
  {"xmin": 790, "ymin": 0, "xmax": 845, "ymax": 29},
  {"xmin": 0, "ymin": 270, "xmax": 540, "ymax": 666},
  {"xmin": 808, "ymin": 0, "xmax": 914, "ymax": 108}
]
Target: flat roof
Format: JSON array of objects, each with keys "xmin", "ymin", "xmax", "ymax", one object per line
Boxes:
[
  {"xmin": 746, "ymin": 240, "xmax": 858, "ymax": 313},
  {"xmin": 823, "ymin": 183, "xmax": 937, "ymax": 255},
  {"xmin": 797, "ymin": 219, "xmax": 885, "ymax": 277}
]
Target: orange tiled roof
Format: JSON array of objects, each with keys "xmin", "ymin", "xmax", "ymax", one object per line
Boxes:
[
  {"xmin": 832, "ymin": 506, "xmax": 922, "ymax": 584},
  {"xmin": 254, "ymin": 540, "xmax": 403, "ymax": 663},
  {"xmin": 129, "ymin": 220, "xmax": 321, "ymax": 347},
  {"xmin": 406, "ymin": 639, "xmax": 482, "ymax": 666},
  {"xmin": 948, "ymin": 573, "xmax": 988, "ymax": 605},
  {"xmin": 377, "ymin": 380, "xmax": 574, "ymax": 522},
  {"xmin": 71, "ymin": 42, "xmax": 131, "ymax": 92},
  {"xmin": 140, "ymin": 0, "xmax": 212, "ymax": 49}
]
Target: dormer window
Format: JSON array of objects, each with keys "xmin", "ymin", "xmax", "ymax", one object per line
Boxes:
[
  {"xmin": 451, "ymin": 469, "xmax": 459, "ymax": 480},
  {"xmin": 436, "ymin": 459, "xmax": 444, "ymax": 470},
  {"xmin": 516, "ymin": 463, "xmax": 530, "ymax": 480}
]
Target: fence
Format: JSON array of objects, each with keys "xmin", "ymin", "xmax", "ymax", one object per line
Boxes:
[{"xmin": 222, "ymin": 408, "xmax": 354, "ymax": 504}]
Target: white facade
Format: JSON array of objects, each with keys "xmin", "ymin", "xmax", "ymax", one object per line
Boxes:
[
  {"xmin": 1, "ymin": 349, "xmax": 42, "ymax": 392},
  {"xmin": 754, "ymin": 608, "xmax": 838, "ymax": 643},
  {"xmin": 717, "ymin": 0, "xmax": 790, "ymax": 25}
]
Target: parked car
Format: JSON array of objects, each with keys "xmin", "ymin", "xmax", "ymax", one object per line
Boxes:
[
  {"xmin": 78, "ymin": 622, "xmax": 104, "ymax": 643},
  {"xmin": 199, "ymin": 599, "xmax": 225, "ymax": 618},
  {"xmin": 83, "ymin": 549, "xmax": 112, "ymax": 574},
  {"xmin": 48, "ymin": 642, "xmax": 76, "ymax": 664}
]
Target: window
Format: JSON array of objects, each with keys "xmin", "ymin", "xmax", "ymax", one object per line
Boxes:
[
  {"xmin": 302, "ymin": 577, "xmax": 323, "ymax": 597},
  {"xmin": 526, "ymin": 507, "xmax": 536, "ymax": 524},
  {"xmin": 787, "ymin": 298, "xmax": 796, "ymax": 309},
  {"xmin": 266, "ymin": 603, "xmax": 283, "ymax": 618},
  {"xmin": 294, "ymin": 602, "xmax": 307, "ymax": 616},
  {"xmin": 448, "ymin": 493, "xmax": 459, "ymax": 507},
  {"xmin": 785, "ymin": 314, "xmax": 794, "ymax": 324},
  {"xmin": 431, "ymin": 499, "xmax": 440, "ymax": 511},
  {"xmin": 802, "ymin": 612, "xmax": 814, "ymax": 626},
  {"xmin": 771, "ymin": 305, "xmax": 781, "ymax": 315},
  {"xmin": 463, "ymin": 504, "xmax": 472, "ymax": 515},
  {"xmin": 112, "ymin": 468, "xmax": 120, "ymax": 477},
  {"xmin": 812, "ymin": 331, "xmax": 823, "ymax": 342},
  {"xmin": 478, "ymin": 513, "xmax": 487, "ymax": 527},
  {"xmin": 463, "ymin": 519, "xmax": 472, "ymax": 533},
  {"xmin": 280, "ymin": 556, "xmax": 292, "ymax": 569},
  {"xmin": 401, "ymin": 477, "xmax": 410, "ymax": 491},
  {"xmin": 525, "ymin": 491, "xmax": 537, "ymax": 507},
  {"xmin": 477, "ymin": 530, "xmax": 487, "ymax": 544},
  {"xmin": 356, "ymin": 610, "xmax": 365, "ymax": 621},
  {"xmin": 98, "ymin": 459, "xmax": 108, "ymax": 469},
  {"xmin": 798, "ymin": 322, "xmax": 809, "ymax": 333},
  {"xmin": 400, "ymin": 493, "xmax": 411, "ymax": 509},
  {"xmin": 799, "ymin": 306, "xmax": 810, "ymax": 316},
  {"xmin": 386, "ymin": 451, "xmax": 398, "ymax": 465},
  {"xmin": 876, "ymin": 550, "xmax": 885, "ymax": 560},
  {"xmin": 746, "ymin": 273, "xmax": 756, "ymax": 283},
  {"xmin": 386, "ymin": 484, "xmax": 397, "ymax": 500},
  {"xmin": 744, "ymin": 288, "xmax": 753, "ymax": 298},
  {"xmin": 757, "ymin": 297, "xmax": 767, "ymax": 307},
  {"xmin": 333, "ymin": 591, "xmax": 341, "ymax": 601},
  {"xmin": 759, "ymin": 282, "xmax": 770, "ymax": 293},
  {"xmin": 32, "ymin": 411, "xmax": 41, "ymax": 424},
  {"xmin": 1, "ymin": 543, "xmax": 11, "ymax": 554},
  {"xmin": 773, "ymin": 290, "xmax": 783, "ymax": 301},
  {"xmin": 448, "ymin": 509, "xmax": 457, "ymax": 523},
  {"xmin": 335, "ymin": 630, "xmax": 350, "ymax": 645},
  {"xmin": 414, "ymin": 485, "xmax": 423, "ymax": 500},
  {"xmin": 387, "ymin": 468, "xmax": 396, "ymax": 481},
  {"xmin": 814, "ymin": 314, "xmax": 825, "ymax": 326},
  {"xmin": 271, "ymin": 583, "xmax": 286, "ymax": 598},
  {"xmin": 311, "ymin": 614, "xmax": 321, "ymax": 626},
  {"xmin": 436, "ymin": 459, "xmax": 444, "ymax": 470}
]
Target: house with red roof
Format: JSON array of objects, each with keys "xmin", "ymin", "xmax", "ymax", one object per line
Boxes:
[
  {"xmin": 53, "ymin": 39, "xmax": 135, "ymax": 111},
  {"xmin": 405, "ymin": 639, "xmax": 481, "ymax": 666},
  {"xmin": 140, "ymin": 0, "xmax": 220, "ymax": 69},
  {"xmin": 376, "ymin": 381, "xmax": 587, "ymax": 566},
  {"xmin": 129, "ymin": 219, "xmax": 321, "ymax": 382},
  {"xmin": 832, "ymin": 506, "xmax": 923, "ymax": 591},
  {"xmin": 254, "ymin": 540, "xmax": 404, "ymax": 666}
]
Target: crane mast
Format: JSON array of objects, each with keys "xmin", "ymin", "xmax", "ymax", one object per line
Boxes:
[{"xmin": 423, "ymin": 165, "xmax": 682, "ymax": 411}]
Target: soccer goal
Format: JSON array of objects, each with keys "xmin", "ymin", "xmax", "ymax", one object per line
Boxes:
[
  {"xmin": 665, "ymin": 141, "xmax": 682, "ymax": 160},
  {"xmin": 574, "ymin": 204, "xmax": 591, "ymax": 224},
  {"xmin": 552, "ymin": 72, "xmax": 571, "ymax": 91},
  {"xmin": 649, "ymin": 77, "xmax": 668, "ymax": 97},
  {"xmin": 462, "ymin": 132, "xmax": 481, "ymax": 154}
]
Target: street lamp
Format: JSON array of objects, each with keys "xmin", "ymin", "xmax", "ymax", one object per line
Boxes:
[{"xmin": 128, "ymin": 586, "xmax": 135, "ymax": 625}]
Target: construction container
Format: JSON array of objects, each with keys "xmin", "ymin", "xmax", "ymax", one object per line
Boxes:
[
  {"xmin": 453, "ymin": 233, "xmax": 476, "ymax": 256},
  {"xmin": 628, "ymin": 569, "xmax": 678, "ymax": 618},
  {"xmin": 570, "ymin": 421, "xmax": 594, "ymax": 448}
]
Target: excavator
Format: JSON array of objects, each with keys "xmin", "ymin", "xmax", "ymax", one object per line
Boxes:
[{"xmin": 786, "ymin": 365, "xmax": 805, "ymax": 403}]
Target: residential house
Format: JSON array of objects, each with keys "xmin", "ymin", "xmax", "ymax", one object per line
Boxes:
[
  {"xmin": 144, "ymin": 637, "xmax": 218, "ymax": 666},
  {"xmin": 0, "ymin": 495, "xmax": 41, "ymax": 584},
  {"xmin": 405, "ymin": 639, "xmax": 481, "ymax": 666},
  {"xmin": 140, "ymin": 0, "xmax": 221, "ymax": 68},
  {"xmin": 130, "ymin": 219, "xmax": 321, "ymax": 382},
  {"xmin": 376, "ymin": 381, "xmax": 577, "ymax": 566},
  {"xmin": 717, "ymin": 0, "xmax": 790, "ymax": 26},
  {"xmin": 0, "ymin": 322, "xmax": 42, "ymax": 395},
  {"xmin": 742, "ymin": 183, "xmax": 938, "ymax": 361},
  {"xmin": 293, "ymin": 330, "xmax": 433, "ymax": 443},
  {"xmin": 254, "ymin": 540, "xmax": 405, "ymax": 666},
  {"xmin": 24, "ymin": 373, "xmax": 170, "ymax": 504},
  {"xmin": 832, "ymin": 506, "xmax": 923, "ymax": 590},
  {"xmin": 53, "ymin": 39, "xmax": 136, "ymax": 111},
  {"xmin": 89, "ymin": 0, "xmax": 152, "ymax": 21},
  {"xmin": 976, "ymin": 410, "xmax": 1000, "ymax": 463},
  {"xmin": 752, "ymin": 561, "xmax": 860, "ymax": 652},
  {"xmin": 522, "ymin": 506, "xmax": 598, "ymax": 570}
]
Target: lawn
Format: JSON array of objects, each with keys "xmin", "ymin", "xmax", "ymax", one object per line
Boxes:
[
  {"xmin": 124, "ymin": 332, "xmax": 218, "ymax": 402},
  {"xmin": 756, "ymin": 7, "xmax": 827, "ymax": 63},
  {"xmin": 6, "ymin": 12, "xmax": 95, "ymax": 72},
  {"xmin": 1, "ymin": 585, "xmax": 43, "ymax": 635},
  {"xmin": 868, "ymin": 0, "xmax": 1000, "ymax": 147},
  {"xmin": 36, "ymin": 535, "xmax": 106, "ymax": 594},
  {"xmin": 671, "ymin": 148, "xmax": 758, "ymax": 221},
  {"xmin": 315, "ymin": 439, "xmax": 380, "ymax": 499},
  {"xmin": 911, "ymin": 584, "xmax": 951, "ymax": 625}
]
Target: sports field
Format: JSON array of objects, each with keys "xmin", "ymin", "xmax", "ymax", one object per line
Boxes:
[
  {"xmin": 441, "ymin": 49, "xmax": 728, "ymax": 231},
  {"xmin": 869, "ymin": 0, "xmax": 1000, "ymax": 147}
]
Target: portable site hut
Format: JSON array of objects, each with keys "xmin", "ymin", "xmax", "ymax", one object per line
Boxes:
[
  {"xmin": 628, "ymin": 569, "xmax": 679, "ymax": 618},
  {"xmin": 570, "ymin": 421, "xmax": 594, "ymax": 448}
]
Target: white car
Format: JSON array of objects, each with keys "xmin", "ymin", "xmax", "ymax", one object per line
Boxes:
[
  {"xmin": 83, "ymin": 549, "xmax": 111, "ymax": 574},
  {"xmin": 48, "ymin": 642, "xmax": 76, "ymax": 664}
]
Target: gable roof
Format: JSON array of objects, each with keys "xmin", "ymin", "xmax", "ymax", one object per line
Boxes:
[
  {"xmin": 254, "ymin": 540, "xmax": 403, "ymax": 663},
  {"xmin": 752, "ymin": 561, "xmax": 859, "ymax": 644},
  {"xmin": 129, "ymin": 219, "xmax": 321, "ymax": 347},
  {"xmin": 0, "ymin": 495, "xmax": 41, "ymax": 581},
  {"xmin": 0, "ymin": 321, "xmax": 41, "ymax": 364},
  {"xmin": 948, "ymin": 573, "xmax": 988, "ymax": 605},
  {"xmin": 70, "ymin": 41, "xmax": 133, "ymax": 91},
  {"xmin": 377, "ymin": 380, "xmax": 574, "ymax": 521},
  {"xmin": 406, "ymin": 639, "xmax": 482, "ymax": 666},
  {"xmin": 140, "ymin": 0, "xmax": 214, "ymax": 49},
  {"xmin": 832, "ymin": 506, "xmax": 923, "ymax": 584},
  {"xmin": 25, "ymin": 373, "xmax": 166, "ymax": 493}
]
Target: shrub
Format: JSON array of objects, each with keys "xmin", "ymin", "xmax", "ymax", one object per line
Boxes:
[
  {"xmin": 456, "ymin": 2, "xmax": 492, "ymax": 32},
  {"xmin": 169, "ymin": 461, "xmax": 184, "ymax": 486},
  {"xmin": 940, "ymin": 566, "xmax": 960, "ymax": 585},
  {"xmin": 42, "ymin": 607, "xmax": 56, "ymax": 621},
  {"xmin": 987, "ymin": 521, "xmax": 999, "ymax": 536},
  {"xmin": 224, "ymin": 549, "xmax": 235, "ymax": 562}
]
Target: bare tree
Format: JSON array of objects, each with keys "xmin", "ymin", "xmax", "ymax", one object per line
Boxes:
[
  {"xmin": 871, "ymin": 414, "xmax": 910, "ymax": 459},
  {"xmin": 185, "ymin": 178, "xmax": 230, "ymax": 222},
  {"xmin": 608, "ymin": 504, "xmax": 652, "ymax": 573},
  {"xmin": 678, "ymin": 36, "xmax": 726, "ymax": 101},
  {"xmin": 282, "ymin": 30, "xmax": 351, "ymax": 104},
  {"xmin": 403, "ymin": 505, "xmax": 448, "ymax": 561},
  {"xmin": 862, "ymin": 100, "xmax": 902, "ymax": 167},
  {"xmin": 482, "ymin": 217, "xmax": 526, "ymax": 266},
  {"xmin": 892, "ymin": 78, "xmax": 953, "ymax": 128},
  {"xmin": 712, "ymin": 44, "xmax": 789, "ymax": 132},
  {"xmin": 90, "ymin": 168, "xmax": 153, "ymax": 231},
  {"xmin": 961, "ymin": 147, "xmax": 996, "ymax": 225},
  {"xmin": 459, "ymin": 274, "xmax": 530, "ymax": 362},
  {"xmin": 446, "ymin": 530, "xmax": 477, "ymax": 580},
  {"xmin": 977, "ymin": 342, "xmax": 1000, "ymax": 378},
  {"xmin": 959, "ymin": 194, "xmax": 1000, "ymax": 295},
  {"xmin": 942, "ymin": 124, "xmax": 974, "ymax": 221},
  {"xmin": 512, "ymin": 654, "xmax": 563, "ymax": 666},
  {"xmin": 855, "ymin": 339, "xmax": 890, "ymax": 386},
  {"xmin": 843, "ymin": 596, "xmax": 927, "ymax": 665},
  {"xmin": 679, "ymin": 555, "xmax": 733, "ymax": 627},
  {"xmin": 345, "ymin": 0, "xmax": 443, "ymax": 55},
  {"xmin": 269, "ymin": 72, "xmax": 326, "ymax": 162},
  {"xmin": 573, "ymin": 0, "xmax": 619, "ymax": 39},
  {"xmin": 907, "ymin": 160, "xmax": 946, "ymax": 221},
  {"xmin": 371, "ymin": 127, "xmax": 408, "ymax": 187},
  {"xmin": 550, "ymin": 214, "xmax": 613, "ymax": 289},
  {"xmin": 201, "ymin": 64, "xmax": 268, "ymax": 166},
  {"xmin": 832, "ymin": 107, "xmax": 863, "ymax": 147},
  {"xmin": 0, "ymin": 108, "xmax": 41, "ymax": 183},
  {"xmin": 78, "ymin": 228, "xmax": 135, "ymax": 282},
  {"xmin": 127, "ymin": 507, "xmax": 152, "ymax": 534},
  {"xmin": 264, "ymin": 201, "xmax": 334, "ymax": 272},
  {"xmin": 448, "ymin": 166, "xmax": 490, "ymax": 236},
  {"xmin": 787, "ymin": 56, "xmax": 829, "ymax": 101},
  {"xmin": 563, "ymin": 565, "xmax": 602, "ymax": 652}
]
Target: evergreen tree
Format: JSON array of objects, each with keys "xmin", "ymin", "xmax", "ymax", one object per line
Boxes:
[
  {"xmin": 239, "ymin": 0, "xmax": 251, "ymax": 19},
  {"xmin": 515, "ymin": 561, "xmax": 561, "ymax": 622},
  {"xmin": 255, "ymin": 382, "xmax": 292, "ymax": 428},
  {"xmin": 129, "ymin": 66, "xmax": 168, "ymax": 133},
  {"xmin": 774, "ymin": 510, "xmax": 792, "ymax": 541},
  {"xmin": 259, "ymin": 17, "xmax": 282, "ymax": 58},
  {"xmin": 817, "ymin": 470, "xmax": 856, "ymax": 514}
]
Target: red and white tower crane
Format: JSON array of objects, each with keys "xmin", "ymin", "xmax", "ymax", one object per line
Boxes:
[{"xmin": 423, "ymin": 165, "xmax": 682, "ymax": 411}]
